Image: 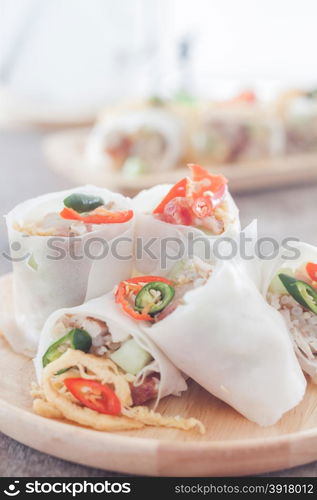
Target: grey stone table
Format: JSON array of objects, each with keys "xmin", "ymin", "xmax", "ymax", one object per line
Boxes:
[{"xmin": 0, "ymin": 129, "xmax": 316, "ymax": 477}]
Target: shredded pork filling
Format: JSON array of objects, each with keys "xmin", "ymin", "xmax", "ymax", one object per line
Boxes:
[
  {"xmin": 193, "ymin": 200, "xmax": 229, "ymax": 234},
  {"xmin": 268, "ymin": 291, "xmax": 317, "ymax": 378},
  {"xmin": 15, "ymin": 200, "xmax": 117, "ymax": 237},
  {"xmin": 154, "ymin": 257, "xmax": 212, "ymax": 322}
]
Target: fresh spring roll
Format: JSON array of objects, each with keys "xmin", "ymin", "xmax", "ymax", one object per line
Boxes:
[
  {"xmin": 132, "ymin": 164, "xmax": 240, "ymax": 275},
  {"xmin": 265, "ymin": 242, "xmax": 317, "ymax": 381},
  {"xmin": 189, "ymin": 97, "xmax": 284, "ymax": 165},
  {"xmin": 4, "ymin": 186, "xmax": 135, "ymax": 356},
  {"xmin": 32, "ymin": 293, "xmax": 203, "ymax": 433},
  {"xmin": 114, "ymin": 257, "xmax": 306, "ymax": 426},
  {"xmin": 85, "ymin": 102, "xmax": 185, "ymax": 175}
]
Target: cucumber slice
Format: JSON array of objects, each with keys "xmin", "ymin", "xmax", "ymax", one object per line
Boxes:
[
  {"xmin": 122, "ymin": 157, "xmax": 146, "ymax": 177},
  {"xmin": 110, "ymin": 338, "xmax": 153, "ymax": 376},
  {"xmin": 269, "ymin": 267, "xmax": 294, "ymax": 295},
  {"xmin": 27, "ymin": 254, "xmax": 38, "ymax": 271}
]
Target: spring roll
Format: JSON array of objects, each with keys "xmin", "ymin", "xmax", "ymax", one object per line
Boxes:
[
  {"xmin": 190, "ymin": 97, "xmax": 283, "ymax": 164},
  {"xmin": 114, "ymin": 257, "xmax": 306, "ymax": 426},
  {"xmin": 275, "ymin": 88, "xmax": 317, "ymax": 155},
  {"xmin": 86, "ymin": 102, "xmax": 185, "ymax": 175},
  {"xmin": 4, "ymin": 186, "xmax": 135, "ymax": 356},
  {"xmin": 132, "ymin": 164, "xmax": 240, "ymax": 275},
  {"xmin": 265, "ymin": 241, "xmax": 317, "ymax": 381},
  {"xmin": 32, "ymin": 293, "xmax": 203, "ymax": 433}
]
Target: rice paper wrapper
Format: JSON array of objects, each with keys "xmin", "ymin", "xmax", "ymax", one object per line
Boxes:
[
  {"xmin": 141, "ymin": 259, "xmax": 306, "ymax": 426},
  {"xmin": 34, "ymin": 292, "xmax": 187, "ymax": 402},
  {"xmin": 132, "ymin": 185, "xmax": 240, "ymax": 275},
  {"xmin": 4, "ymin": 186, "xmax": 134, "ymax": 356}
]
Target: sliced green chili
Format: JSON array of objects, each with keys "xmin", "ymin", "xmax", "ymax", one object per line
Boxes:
[
  {"xmin": 42, "ymin": 328, "xmax": 92, "ymax": 367},
  {"xmin": 63, "ymin": 193, "xmax": 104, "ymax": 213},
  {"xmin": 134, "ymin": 281, "xmax": 175, "ymax": 316},
  {"xmin": 55, "ymin": 367, "xmax": 72, "ymax": 376},
  {"xmin": 279, "ymin": 273, "xmax": 317, "ymax": 314}
]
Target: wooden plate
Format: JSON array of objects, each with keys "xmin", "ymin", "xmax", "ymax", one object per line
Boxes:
[
  {"xmin": 43, "ymin": 128, "xmax": 317, "ymax": 197},
  {"xmin": 1, "ymin": 273, "xmax": 317, "ymax": 476}
]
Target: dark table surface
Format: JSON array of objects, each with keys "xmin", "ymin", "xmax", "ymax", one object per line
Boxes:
[{"xmin": 0, "ymin": 128, "xmax": 316, "ymax": 477}]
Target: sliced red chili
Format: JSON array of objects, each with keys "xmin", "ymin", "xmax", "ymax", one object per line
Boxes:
[
  {"xmin": 306, "ymin": 262, "xmax": 317, "ymax": 282},
  {"xmin": 163, "ymin": 197, "xmax": 193, "ymax": 226},
  {"xmin": 189, "ymin": 164, "xmax": 227, "ymax": 199},
  {"xmin": 60, "ymin": 207, "xmax": 133, "ymax": 224},
  {"xmin": 115, "ymin": 276, "xmax": 173, "ymax": 322},
  {"xmin": 231, "ymin": 90, "xmax": 256, "ymax": 104},
  {"xmin": 153, "ymin": 178, "xmax": 188, "ymax": 214},
  {"xmin": 64, "ymin": 378, "xmax": 121, "ymax": 415},
  {"xmin": 192, "ymin": 196, "xmax": 213, "ymax": 218},
  {"xmin": 153, "ymin": 165, "xmax": 227, "ymax": 225}
]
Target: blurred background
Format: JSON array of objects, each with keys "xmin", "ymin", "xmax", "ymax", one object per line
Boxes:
[{"xmin": 1, "ymin": 0, "xmax": 317, "ymax": 275}]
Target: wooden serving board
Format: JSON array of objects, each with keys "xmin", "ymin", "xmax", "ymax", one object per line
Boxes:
[
  {"xmin": 1, "ymin": 273, "xmax": 317, "ymax": 476},
  {"xmin": 43, "ymin": 128, "xmax": 317, "ymax": 197}
]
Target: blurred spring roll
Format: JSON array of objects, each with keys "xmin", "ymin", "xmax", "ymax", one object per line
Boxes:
[
  {"xmin": 32, "ymin": 293, "xmax": 202, "ymax": 433},
  {"xmin": 115, "ymin": 257, "xmax": 306, "ymax": 426},
  {"xmin": 275, "ymin": 88, "xmax": 317, "ymax": 154},
  {"xmin": 132, "ymin": 164, "xmax": 240, "ymax": 275},
  {"xmin": 265, "ymin": 242, "xmax": 317, "ymax": 381},
  {"xmin": 85, "ymin": 101, "xmax": 185, "ymax": 176},
  {"xmin": 190, "ymin": 95, "xmax": 284, "ymax": 165},
  {"xmin": 4, "ymin": 186, "xmax": 135, "ymax": 356}
]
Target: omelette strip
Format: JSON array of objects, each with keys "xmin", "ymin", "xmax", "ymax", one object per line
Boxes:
[{"xmin": 33, "ymin": 349, "xmax": 204, "ymax": 433}]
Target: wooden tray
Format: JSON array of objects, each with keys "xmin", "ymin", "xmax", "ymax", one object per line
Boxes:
[
  {"xmin": 43, "ymin": 128, "xmax": 317, "ymax": 196},
  {"xmin": 1, "ymin": 273, "xmax": 317, "ymax": 476}
]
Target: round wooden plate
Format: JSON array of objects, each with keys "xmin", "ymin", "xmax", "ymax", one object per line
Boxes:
[
  {"xmin": 1, "ymin": 273, "xmax": 317, "ymax": 476},
  {"xmin": 43, "ymin": 128, "xmax": 317, "ymax": 197}
]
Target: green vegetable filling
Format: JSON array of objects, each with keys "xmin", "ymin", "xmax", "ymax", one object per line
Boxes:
[
  {"xmin": 134, "ymin": 281, "xmax": 175, "ymax": 316},
  {"xmin": 42, "ymin": 328, "xmax": 92, "ymax": 367},
  {"xmin": 110, "ymin": 338, "xmax": 153, "ymax": 376},
  {"xmin": 63, "ymin": 193, "xmax": 104, "ymax": 213},
  {"xmin": 278, "ymin": 273, "xmax": 317, "ymax": 315}
]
